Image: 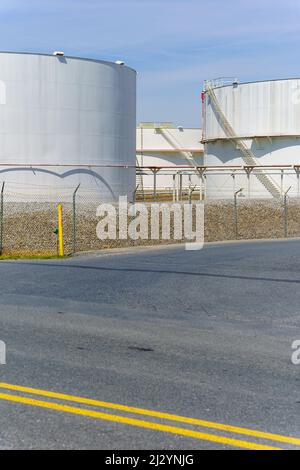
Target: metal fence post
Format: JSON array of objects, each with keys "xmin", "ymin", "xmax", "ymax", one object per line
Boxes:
[
  {"xmin": 281, "ymin": 170, "xmax": 284, "ymax": 196},
  {"xmin": 133, "ymin": 185, "xmax": 139, "ymax": 205},
  {"xmin": 57, "ymin": 203, "xmax": 64, "ymax": 257},
  {"xmin": 284, "ymin": 186, "xmax": 291, "ymax": 238},
  {"xmin": 176, "ymin": 171, "xmax": 179, "ymax": 201},
  {"xmin": 0, "ymin": 182, "xmax": 5, "ymax": 255},
  {"xmin": 150, "ymin": 168, "xmax": 159, "ymax": 201},
  {"xmin": 295, "ymin": 166, "xmax": 300, "ymax": 198},
  {"xmin": 72, "ymin": 184, "xmax": 80, "ymax": 254},
  {"xmin": 234, "ymin": 188, "xmax": 243, "ymax": 239},
  {"xmin": 189, "ymin": 185, "xmax": 196, "ymax": 204},
  {"xmin": 231, "ymin": 171, "xmax": 236, "ymax": 196},
  {"xmin": 0, "ymin": 182, "xmax": 4, "ymax": 255},
  {"xmin": 179, "ymin": 172, "xmax": 183, "ymax": 201},
  {"xmin": 199, "ymin": 168, "xmax": 206, "ymax": 201},
  {"xmin": 173, "ymin": 174, "xmax": 176, "ymax": 202},
  {"xmin": 245, "ymin": 167, "xmax": 253, "ymax": 199}
]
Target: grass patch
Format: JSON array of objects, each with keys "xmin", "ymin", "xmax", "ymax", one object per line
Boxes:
[{"xmin": 0, "ymin": 252, "xmax": 71, "ymax": 261}]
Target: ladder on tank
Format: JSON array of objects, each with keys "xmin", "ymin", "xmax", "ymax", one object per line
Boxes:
[
  {"xmin": 157, "ymin": 126, "xmax": 201, "ymax": 176},
  {"xmin": 205, "ymin": 83, "xmax": 282, "ymax": 198}
]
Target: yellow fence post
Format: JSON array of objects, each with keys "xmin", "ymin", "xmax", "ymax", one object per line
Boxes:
[{"xmin": 57, "ymin": 204, "xmax": 64, "ymax": 257}]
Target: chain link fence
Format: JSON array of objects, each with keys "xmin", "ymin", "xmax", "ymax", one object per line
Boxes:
[
  {"xmin": 0, "ymin": 185, "xmax": 75, "ymax": 256},
  {"xmin": 0, "ymin": 173, "xmax": 300, "ymax": 256},
  {"xmin": 204, "ymin": 198, "xmax": 300, "ymax": 242},
  {"xmin": 0, "ymin": 183, "xmax": 194, "ymax": 256}
]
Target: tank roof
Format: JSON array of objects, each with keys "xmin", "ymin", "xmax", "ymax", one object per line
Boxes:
[
  {"xmin": 206, "ymin": 76, "xmax": 300, "ymax": 90},
  {"xmin": 0, "ymin": 51, "xmax": 137, "ymax": 74}
]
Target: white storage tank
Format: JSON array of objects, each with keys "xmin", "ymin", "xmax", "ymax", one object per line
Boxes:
[
  {"xmin": 136, "ymin": 123, "xmax": 203, "ymax": 191},
  {"xmin": 0, "ymin": 52, "xmax": 136, "ymax": 201},
  {"xmin": 203, "ymin": 78, "xmax": 300, "ymax": 198}
]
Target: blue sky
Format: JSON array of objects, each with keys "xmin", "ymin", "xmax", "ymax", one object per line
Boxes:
[{"xmin": 0, "ymin": 0, "xmax": 299, "ymax": 126}]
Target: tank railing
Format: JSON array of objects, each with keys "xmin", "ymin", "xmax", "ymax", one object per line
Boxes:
[{"xmin": 205, "ymin": 77, "xmax": 239, "ymax": 89}]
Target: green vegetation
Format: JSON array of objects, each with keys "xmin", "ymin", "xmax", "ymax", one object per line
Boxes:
[{"xmin": 0, "ymin": 253, "xmax": 70, "ymax": 261}]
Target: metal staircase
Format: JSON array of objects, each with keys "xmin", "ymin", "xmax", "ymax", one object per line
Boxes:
[
  {"xmin": 158, "ymin": 127, "xmax": 201, "ymax": 176},
  {"xmin": 205, "ymin": 83, "xmax": 282, "ymax": 198}
]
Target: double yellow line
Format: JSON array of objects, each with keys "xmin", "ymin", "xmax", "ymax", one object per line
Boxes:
[{"xmin": 0, "ymin": 382, "xmax": 298, "ymax": 450}]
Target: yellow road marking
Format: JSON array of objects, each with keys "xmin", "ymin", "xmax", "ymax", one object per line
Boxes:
[
  {"xmin": 0, "ymin": 382, "xmax": 298, "ymax": 447},
  {"xmin": 0, "ymin": 391, "xmax": 280, "ymax": 450}
]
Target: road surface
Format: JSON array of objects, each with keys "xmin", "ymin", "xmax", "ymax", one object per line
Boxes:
[{"xmin": 0, "ymin": 240, "xmax": 300, "ymax": 449}]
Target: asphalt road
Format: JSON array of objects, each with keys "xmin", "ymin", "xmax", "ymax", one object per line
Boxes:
[{"xmin": 0, "ymin": 240, "xmax": 300, "ymax": 450}]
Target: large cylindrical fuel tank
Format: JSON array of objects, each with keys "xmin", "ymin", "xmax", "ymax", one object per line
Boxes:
[
  {"xmin": 0, "ymin": 52, "xmax": 136, "ymax": 201},
  {"xmin": 204, "ymin": 78, "xmax": 300, "ymax": 198}
]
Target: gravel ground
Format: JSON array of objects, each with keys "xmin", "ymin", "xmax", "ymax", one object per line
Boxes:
[{"xmin": 1, "ymin": 198, "xmax": 299, "ymax": 255}]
